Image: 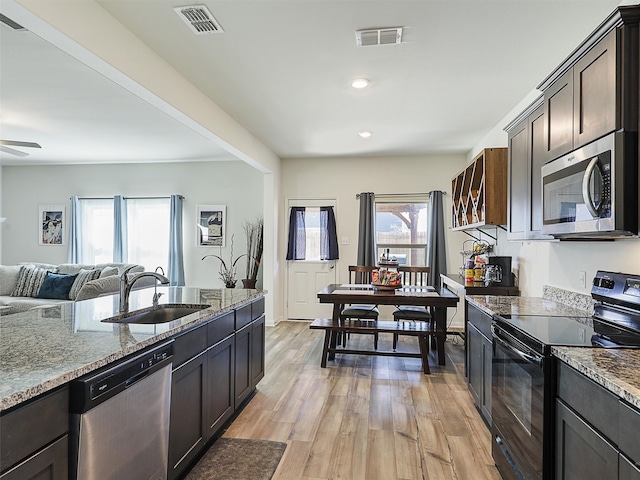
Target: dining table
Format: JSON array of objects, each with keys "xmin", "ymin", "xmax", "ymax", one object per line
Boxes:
[{"xmin": 315, "ymin": 283, "xmax": 459, "ymax": 367}]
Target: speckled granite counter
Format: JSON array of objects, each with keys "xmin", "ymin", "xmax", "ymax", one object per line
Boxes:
[
  {"xmin": 465, "ymin": 294, "xmax": 591, "ymax": 318},
  {"xmin": 552, "ymin": 347, "xmax": 640, "ymax": 408},
  {"xmin": 0, "ymin": 286, "xmax": 264, "ymax": 411}
]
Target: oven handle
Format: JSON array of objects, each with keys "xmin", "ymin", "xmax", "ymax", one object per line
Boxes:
[
  {"xmin": 491, "ymin": 324, "xmax": 544, "ymax": 367},
  {"xmin": 582, "ymin": 156, "xmax": 601, "ymax": 218}
]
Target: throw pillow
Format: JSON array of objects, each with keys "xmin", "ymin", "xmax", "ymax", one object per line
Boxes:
[
  {"xmin": 57, "ymin": 263, "xmax": 96, "ymax": 275},
  {"xmin": 69, "ymin": 268, "xmax": 102, "ymax": 300},
  {"xmin": 99, "ymin": 266, "xmax": 119, "ymax": 278},
  {"xmin": 11, "ymin": 265, "xmax": 54, "ymax": 297},
  {"xmin": 37, "ymin": 272, "xmax": 78, "ymax": 300},
  {"xmin": 0, "ymin": 265, "xmax": 22, "ymax": 296},
  {"xmin": 75, "ymin": 275, "xmax": 121, "ymax": 301}
]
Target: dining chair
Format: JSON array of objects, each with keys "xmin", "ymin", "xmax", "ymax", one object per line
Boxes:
[
  {"xmin": 392, "ymin": 266, "xmax": 432, "ymax": 350},
  {"xmin": 340, "ymin": 265, "xmax": 380, "ymax": 348}
]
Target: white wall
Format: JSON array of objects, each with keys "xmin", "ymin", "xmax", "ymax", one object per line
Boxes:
[
  {"xmin": 281, "ymin": 154, "xmax": 470, "ymax": 324},
  {"xmin": 2, "ymin": 161, "xmax": 263, "ymax": 290}
]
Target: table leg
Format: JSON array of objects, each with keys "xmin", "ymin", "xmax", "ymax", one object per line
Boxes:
[
  {"xmin": 328, "ymin": 303, "xmax": 341, "ymax": 361},
  {"xmin": 321, "ymin": 330, "xmax": 331, "ymax": 368},
  {"xmin": 434, "ymin": 307, "xmax": 446, "ymax": 366},
  {"xmin": 418, "ymin": 334, "xmax": 430, "ymax": 374}
]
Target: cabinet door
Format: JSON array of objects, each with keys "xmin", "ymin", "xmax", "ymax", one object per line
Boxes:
[
  {"xmin": 481, "ymin": 333, "xmax": 492, "ymax": 426},
  {"xmin": 0, "ymin": 435, "xmax": 67, "ymax": 480},
  {"xmin": 555, "ymin": 399, "xmax": 618, "ymax": 480},
  {"xmin": 467, "ymin": 322, "xmax": 483, "ymax": 409},
  {"xmin": 168, "ymin": 352, "xmax": 207, "ymax": 480},
  {"xmin": 251, "ymin": 315, "xmax": 265, "ymax": 388},
  {"xmin": 544, "ymin": 70, "xmax": 574, "ymax": 162},
  {"xmin": 573, "ymin": 30, "xmax": 617, "ymax": 148},
  {"xmin": 529, "ymin": 105, "xmax": 551, "ymax": 238},
  {"xmin": 206, "ymin": 336, "xmax": 235, "ymax": 437},
  {"xmin": 234, "ymin": 324, "xmax": 252, "ymax": 407},
  {"xmin": 620, "ymin": 454, "xmax": 640, "ymax": 480},
  {"xmin": 507, "ymin": 119, "xmax": 529, "ymax": 240}
]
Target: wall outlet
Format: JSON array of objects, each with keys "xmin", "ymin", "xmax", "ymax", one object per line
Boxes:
[
  {"xmin": 341, "ymin": 236, "xmax": 349, "ymax": 245},
  {"xmin": 579, "ymin": 271, "xmax": 586, "ymax": 289}
]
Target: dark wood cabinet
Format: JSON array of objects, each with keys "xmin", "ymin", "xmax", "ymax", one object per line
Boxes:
[
  {"xmin": 251, "ymin": 314, "xmax": 266, "ymax": 388},
  {"xmin": 556, "ymin": 399, "xmax": 618, "ymax": 480},
  {"xmin": 506, "ymin": 98, "xmax": 553, "ymax": 241},
  {"xmin": 168, "ymin": 351, "xmax": 207, "ymax": 480},
  {"xmin": 234, "ymin": 323, "xmax": 252, "ymax": 407},
  {"xmin": 543, "ymin": 70, "xmax": 574, "ymax": 162},
  {"xmin": 207, "ymin": 335, "xmax": 235, "ymax": 436},
  {"xmin": 0, "ymin": 387, "xmax": 68, "ymax": 480},
  {"xmin": 466, "ymin": 301, "xmax": 492, "ymax": 426}
]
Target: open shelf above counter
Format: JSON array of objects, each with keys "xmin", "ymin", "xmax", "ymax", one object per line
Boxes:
[{"xmin": 451, "ymin": 147, "xmax": 508, "ymax": 231}]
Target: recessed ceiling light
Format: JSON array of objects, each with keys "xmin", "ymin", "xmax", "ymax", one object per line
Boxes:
[
  {"xmin": 351, "ymin": 78, "xmax": 370, "ymax": 89},
  {"xmin": 358, "ymin": 131, "xmax": 372, "ymax": 139}
]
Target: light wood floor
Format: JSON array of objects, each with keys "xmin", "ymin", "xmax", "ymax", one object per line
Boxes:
[{"xmin": 222, "ymin": 321, "xmax": 501, "ymax": 480}]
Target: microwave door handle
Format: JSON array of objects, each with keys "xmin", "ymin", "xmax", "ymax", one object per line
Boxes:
[{"xmin": 582, "ymin": 157, "xmax": 600, "ymax": 218}]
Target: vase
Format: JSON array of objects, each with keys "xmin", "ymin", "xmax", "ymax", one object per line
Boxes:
[
  {"xmin": 242, "ymin": 279, "xmax": 257, "ymax": 289},
  {"xmin": 225, "ymin": 280, "xmax": 237, "ymax": 289}
]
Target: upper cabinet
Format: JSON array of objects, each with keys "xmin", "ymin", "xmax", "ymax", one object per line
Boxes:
[
  {"xmin": 539, "ymin": 7, "xmax": 640, "ymax": 163},
  {"xmin": 451, "ymin": 148, "xmax": 508, "ymax": 231}
]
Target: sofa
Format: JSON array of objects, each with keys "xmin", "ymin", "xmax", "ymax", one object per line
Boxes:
[{"xmin": 0, "ymin": 262, "xmax": 150, "ymax": 314}]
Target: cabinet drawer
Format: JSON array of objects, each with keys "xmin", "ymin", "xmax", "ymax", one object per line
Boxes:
[
  {"xmin": 467, "ymin": 302, "xmax": 492, "ymax": 339},
  {"xmin": 235, "ymin": 304, "xmax": 252, "ymax": 330},
  {"xmin": 619, "ymin": 401, "xmax": 640, "ymax": 463},
  {"xmin": 173, "ymin": 323, "xmax": 207, "ymax": 368},
  {"xmin": 557, "ymin": 362, "xmax": 618, "ymax": 443},
  {"xmin": 207, "ymin": 311, "xmax": 234, "ymax": 346},
  {"xmin": 1, "ymin": 387, "xmax": 69, "ymax": 473},
  {"xmin": 252, "ymin": 297, "xmax": 265, "ymax": 320}
]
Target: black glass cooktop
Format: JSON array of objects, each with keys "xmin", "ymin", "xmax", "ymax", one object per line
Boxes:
[{"xmin": 495, "ymin": 314, "xmax": 596, "ymax": 347}]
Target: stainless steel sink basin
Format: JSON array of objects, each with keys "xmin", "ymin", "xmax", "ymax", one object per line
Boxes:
[{"xmin": 103, "ymin": 304, "xmax": 210, "ymax": 324}]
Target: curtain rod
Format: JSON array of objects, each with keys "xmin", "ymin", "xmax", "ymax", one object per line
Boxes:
[
  {"xmin": 355, "ymin": 191, "xmax": 446, "ymax": 199},
  {"xmin": 71, "ymin": 195, "xmax": 185, "ymax": 200}
]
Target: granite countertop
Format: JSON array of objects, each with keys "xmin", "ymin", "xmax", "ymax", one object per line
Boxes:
[
  {"xmin": 553, "ymin": 347, "xmax": 640, "ymax": 409},
  {"xmin": 0, "ymin": 286, "xmax": 264, "ymax": 411},
  {"xmin": 465, "ymin": 295, "xmax": 591, "ymax": 318}
]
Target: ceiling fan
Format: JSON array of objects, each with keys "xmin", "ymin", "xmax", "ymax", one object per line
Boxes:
[{"xmin": 0, "ymin": 140, "xmax": 42, "ymax": 157}]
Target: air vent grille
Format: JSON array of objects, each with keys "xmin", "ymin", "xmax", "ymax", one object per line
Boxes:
[
  {"xmin": 0, "ymin": 14, "xmax": 26, "ymax": 31},
  {"xmin": 356, "ymin": 27, "xmax": 403, "ymax": 47},
  {"xmin": 174, "ymin": 5, "xmax": 223, "ymax": 35}
]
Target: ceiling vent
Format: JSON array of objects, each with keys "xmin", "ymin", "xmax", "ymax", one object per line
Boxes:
[
  {"xmin": 0, "ymin": 14, "xmax": 26, "ymax": 31},
  {"xmin": 174, "ymin": 5, "xmax": 223, "ymax": 35},
  {"xmin": 356, "ymin": 27, "xmax": 403, "ymax": 47}
]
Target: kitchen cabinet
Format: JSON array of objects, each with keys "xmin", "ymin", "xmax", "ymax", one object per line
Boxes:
[
  {"xmin": 506, "ymin": 98, "xmax": 553, "ymax": 241},
  {"xmin": 0, "ymin": 387, "xmax": 69, "ymax": 480},
  {"xmin": 168, "ymin": 297, "xmax": 265, "ymax": 480},
  {"xmin": 451, "ymin": 147, "xmax": 508, "ymax": 230},
  {"xmin": 539, "ymin": 9, "xmax": 640, "ymax": 162},
  {"xmin": 556, "ymin": 361, "xmax": 640, "ymax": 480},
  {"xmin": 466, "ymin": 301, "xmax": 492, "ymax": 426}
]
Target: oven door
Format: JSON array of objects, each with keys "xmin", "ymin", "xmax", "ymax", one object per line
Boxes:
[
  {"xmin": 492, "ymin": 324, "xmax": 546, "ymax": 480},
  {"xmin": 541, "ymin": 133, "xmax": 613, "ymax": 237}
]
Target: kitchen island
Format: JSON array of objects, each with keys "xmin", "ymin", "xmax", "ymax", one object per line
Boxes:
[{"xmin": 0, "ymin": 286, "xmax": 266, "ymax": 480}]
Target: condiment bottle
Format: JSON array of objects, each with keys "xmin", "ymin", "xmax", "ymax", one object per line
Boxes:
[{"xmin": 464, "ymin": 259, "xmax": 474, "ymax": 282}]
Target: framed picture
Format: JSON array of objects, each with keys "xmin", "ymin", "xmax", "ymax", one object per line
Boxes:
[
  {"xmin": 39, "ymin": 205, "xmax": 65, "ymax": 245},
  {"xmin": 197, "ymin": 205, "xmax": 226, "ymax": 247}
]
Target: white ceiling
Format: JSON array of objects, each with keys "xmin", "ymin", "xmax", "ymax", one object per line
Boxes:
[{"xmin": 0, "ymin": 0, "xmax": 627, "ymax": 166}]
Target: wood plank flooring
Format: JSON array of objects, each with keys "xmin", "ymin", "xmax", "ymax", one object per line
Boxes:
[{"xmin": 221, "ymin": 321, "xmax": 501, "ymax": 480}]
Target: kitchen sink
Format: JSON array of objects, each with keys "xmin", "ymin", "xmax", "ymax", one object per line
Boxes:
[{"xmin": 103, "ymin": 304, "xmax": 211, "ymax": 324}]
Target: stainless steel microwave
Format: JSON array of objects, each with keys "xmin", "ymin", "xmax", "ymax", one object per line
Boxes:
[{"xmin": 541, "ymin": 131, "xmax": 638, "ymax": 238}]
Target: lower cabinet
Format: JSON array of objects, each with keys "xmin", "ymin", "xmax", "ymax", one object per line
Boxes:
[
  {"xmin": 466, "ymin": 301, "xmax": 492, "ymax": 426},
  {"xmin": 168, "ymin": 297, "xmax": 265, "ymax": 480},
  {"xmin": 556, "ymin": 361, "xmax": 640, "ymax": 480},
  {"xmin": 0, "ymin": 387, "xmax": 68, "ymax": 480}
]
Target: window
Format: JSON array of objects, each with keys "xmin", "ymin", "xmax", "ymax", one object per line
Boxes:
[
  {"xmin": 79, "ymin": 197, "xmax": 170, "ymax": 271},
  {"xmin": 375, "ymin": 197, "xmax": 429, "ymax": 266}
]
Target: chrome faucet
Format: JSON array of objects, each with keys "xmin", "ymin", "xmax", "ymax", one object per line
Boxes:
[{"xmin": 119, "ymin": 266, "xmax": 170, "ymax": 313}]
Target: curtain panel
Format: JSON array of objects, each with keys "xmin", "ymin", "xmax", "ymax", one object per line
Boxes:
[
  {"xmin": 426, "ymin": 190, "xmax": 447, "ymax": 287},
  {"xmin": 286, "ymin": 207, "xmax": 306, "ymax": 260},
  {"xmin": 68, "ymin": 196, "xmax": 82, "ymax": 263},
  {"xmin": 320, "ymin": 206, "xmax": 339, "ymax": 260},
  {"xmin": 113, "ymin": 195, "xmax": 127, "ymax": 263},
  {"xmin": 357, "ymin": 192, "xmax": 377, "ymax": 266},
  {"xmin": 168, "ymin": 195, "xmax": 185, "ymax": 286}
]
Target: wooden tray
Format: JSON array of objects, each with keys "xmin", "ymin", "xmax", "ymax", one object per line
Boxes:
[{"xmin": 372, "ymin": 283, "xmax": 402, "ymax": 290}]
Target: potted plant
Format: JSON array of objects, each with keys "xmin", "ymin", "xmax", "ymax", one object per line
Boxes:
[
  {"xmin": 242, "ymin": 217, "xmax": 263, "ymax": 289},
  {"xmin": 202, "ymin": 234, "xmax": 247, "ymax": 288}
]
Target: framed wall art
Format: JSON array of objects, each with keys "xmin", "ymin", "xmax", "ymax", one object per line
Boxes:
[
  {"xmin": 197, "ymin": 205, "xmax": 226, "ymax": 247},
  {"xmin": 39, "ymin": 205, "xmax": 65, "ymax": 245}
]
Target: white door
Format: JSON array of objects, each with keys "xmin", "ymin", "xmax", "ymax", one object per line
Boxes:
[{"xmin": 286, "ymin": 199, "xmax": 338, "ymax": 320}]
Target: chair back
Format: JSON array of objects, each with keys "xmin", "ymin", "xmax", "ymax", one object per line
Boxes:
[
  {"xmin": 398, "ymin": 266, "xmax": 430, "ymax": 286},
  {"xmin": 348, "ymin": 265, "xmax": 377, "ymax": 284}
]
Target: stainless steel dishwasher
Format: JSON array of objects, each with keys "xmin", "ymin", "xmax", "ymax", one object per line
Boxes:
[{"xmin": 70, "ymin": 340, "xmax": 174, "ymax": 480}]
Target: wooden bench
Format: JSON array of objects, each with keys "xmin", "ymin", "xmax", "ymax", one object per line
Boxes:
[{"xmin": 309, "ymin": 318, "xmax": 433, "ymax": 374}]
